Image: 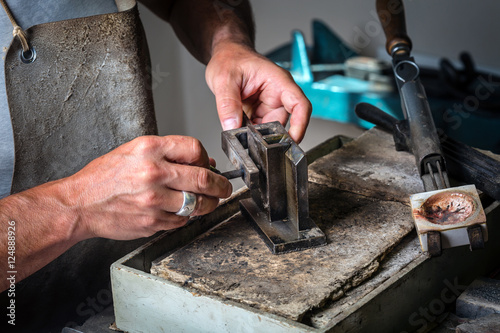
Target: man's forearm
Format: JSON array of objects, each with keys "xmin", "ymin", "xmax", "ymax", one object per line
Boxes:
[
  {"xmin": 0, "ymin": 180, "xmax": 81, "ymax": 291},
  {"xmin": 140, "ymin": 0, "xmax": 255, "ymax": 64}
]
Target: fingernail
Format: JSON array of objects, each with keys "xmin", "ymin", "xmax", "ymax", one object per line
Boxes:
[
  {"xmin": 288, "ymin": 127, "xmax": 302, "ymax": 144},
  {"xmin": 222, "ymin": 118, "xmax": 238, "ymax": 131}
]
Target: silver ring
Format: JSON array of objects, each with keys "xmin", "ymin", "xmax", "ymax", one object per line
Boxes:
[{"xmin": 175, "ymin": 191, "xmax": 197, "ymax": 216}]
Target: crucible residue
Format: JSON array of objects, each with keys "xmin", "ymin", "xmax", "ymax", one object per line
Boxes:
[{"xmin": 418, "ymin": 191, "xmax": 475, "ymax": 225}]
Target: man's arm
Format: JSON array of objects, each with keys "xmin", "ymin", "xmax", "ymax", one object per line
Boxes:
[
  {"xmin": 0, "ymin": 136, "xmax": 232, "ymax": 291},
  {"xmin": 0, "ymin": 178, "xmax": 84, "ymax": 289},
  {"xmin": 140, "ymin": 0, "xmax": 255, "ymax": 64},
  {"xmin": 140, "ymin": 0, "xmax": 312, "ymax": 143}
]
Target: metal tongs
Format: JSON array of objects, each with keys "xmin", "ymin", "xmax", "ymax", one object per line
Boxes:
[
  {"xmin": 376, "ymin": 0, "xmax": 449, "ymax": 191},
  {"xmin": 355, "ymin": 0, "xmax": 492, "ymax": 256}
]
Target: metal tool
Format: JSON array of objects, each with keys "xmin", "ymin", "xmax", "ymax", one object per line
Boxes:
[
  {"xmin": 376, "ymin": 0, "xmax": 450, "ymax": 192},
  {"xmin": 221, "ymin": 114, "xmax": 326, "ymax": 254},
  {"xmin": 363, "ymin": 0, "xmax": 489, "ymax": 256}
]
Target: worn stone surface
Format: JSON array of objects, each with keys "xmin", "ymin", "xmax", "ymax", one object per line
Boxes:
[
  {"xmin": 309, "ymin": 128, "xmax": 424, "ymax": 204},
  {"xmin": 151, "ymin": 128, "xmax": 421, "ymax": 321},
  {"xmin": 456, "ymin": 277, "xmax": 500, "ymax": 319},
  {"xmin": 309, "ymin": 233, "xmax": 423, "ymax": 328},
  {"xmin": 152, "ymin": 182, "xmax": 414, "ymax": 321},
  {"xmin": 456, "ymin": 313, "xmax": 500, "ymax": 333}
]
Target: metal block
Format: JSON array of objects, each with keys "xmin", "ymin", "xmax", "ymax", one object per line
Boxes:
[{"xmin": 456, "ymin": 277, "xmax": 500, "ymax": 319}]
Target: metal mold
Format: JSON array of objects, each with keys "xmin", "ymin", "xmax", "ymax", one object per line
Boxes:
[{"xmin": 222, "ymin": 120, "xmax": 326, "ymax": 254}]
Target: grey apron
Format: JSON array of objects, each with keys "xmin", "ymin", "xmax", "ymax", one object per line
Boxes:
[
  {"xmin": 1, "ymin": 1, "xmax": 158, "ymax": 331},
  {"xmin": 6, "ymin": 0, "xmax": 157, "ymax": 193}
]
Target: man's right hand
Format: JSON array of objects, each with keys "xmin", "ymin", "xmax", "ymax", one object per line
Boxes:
[
  {"xmin": 68, "ymin": 135, "xmax": 233, "ymax": 241},
  {"xmin": 0, "ymin": 135, "xmax": 232, "ymax": 289}
]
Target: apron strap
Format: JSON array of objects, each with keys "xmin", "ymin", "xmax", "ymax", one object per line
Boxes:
[{"xmin": 0, "ymin": 0, "xmax": 30, "ymax": 52}]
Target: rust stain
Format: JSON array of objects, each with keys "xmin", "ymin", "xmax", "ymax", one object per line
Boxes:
[{"xmin": 417, "ymin": 191, "xmax": 475, "ymax": 225}]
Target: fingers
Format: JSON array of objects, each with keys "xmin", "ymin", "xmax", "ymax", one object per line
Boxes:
[
  {"xmin": 252, "ymin": 79, "xmax": 311, "ymax": 143},
  {"xmin": 131, "ymin": 135, "xmax": 211, "ymax": 168},
  {"xmin": 159, "ymin": 162, "xmax": 233, "ymax": 199},
  {"xmin": 205, "ymin": 48, "xmax": 245, "ymax": 132},
  {"xmin": 281, "ymin": 87, "xmax": 312, "ymax": 143},
  {"xmin": 135, "ymin": 135, "xmax": 233, "ymax": 204},
  {"xmin": 129, "ymin": 136, "xmax": 232, "ymax": 199},
  {"xmin": 163, "ymin": 135, "xmax": 211, "ymax": 167},
  {"xmin": 261, "ymin": 67, "xmax": 311, "ymax": 143}
]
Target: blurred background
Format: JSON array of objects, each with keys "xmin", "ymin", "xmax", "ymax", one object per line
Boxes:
[{"xmin": 138, "ymin": 0, "xmax": 500, "ymax": 174}]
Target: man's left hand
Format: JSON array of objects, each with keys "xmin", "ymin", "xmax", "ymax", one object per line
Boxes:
[{"xmin": 205, "ymin": 41, "xmax": 312, "ymax": 143}]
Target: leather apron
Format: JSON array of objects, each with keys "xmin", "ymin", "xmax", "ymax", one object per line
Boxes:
[{"xmin": 1, "ymin": 1, "xmax": 158, "ymax": 331}]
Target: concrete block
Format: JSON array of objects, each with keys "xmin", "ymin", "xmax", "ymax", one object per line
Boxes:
[{"xmin": 456, "ymin": 277, "xmax": 500, "ymax": 319}]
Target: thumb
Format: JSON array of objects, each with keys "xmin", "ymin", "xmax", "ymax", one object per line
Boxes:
[{"xmin": 213, "ymin": 82, "xmax": 244, "ymax": 131}]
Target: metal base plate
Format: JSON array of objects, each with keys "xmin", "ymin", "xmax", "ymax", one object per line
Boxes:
[{"xmin": 240, "ymin": 198, "xmax": 327, "ymax": 254}]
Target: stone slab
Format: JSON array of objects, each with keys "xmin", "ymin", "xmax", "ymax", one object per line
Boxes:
[
  {"xmin": 150, "ymin": 128, "xmax": 420, "ymax": 322},
  {"xmin": 308, "ymin": 232, "xmax": 423, "ymax": 328},
  {"xmin": 151, "ymin": 182, "xmax": 414, "ymax": 321},
  {"xmin": 456, "ymin": 277, "xmax": 500, "ymax": 319},
  {"xmin": 308, "ymin": 128, "xmax": 424, "ymax": 204}
]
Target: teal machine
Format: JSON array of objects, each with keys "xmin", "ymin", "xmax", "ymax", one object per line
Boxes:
[{"xmin": 266, "ymin": 20, "xmax": 500, "ymax": 153}]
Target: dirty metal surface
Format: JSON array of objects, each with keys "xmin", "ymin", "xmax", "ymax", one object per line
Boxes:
[
  {"xmin": 410, "ymin": 184, "xmax": 487, "ymax": 253},
  {"xmin": 151, "ymin": 129, "xmax": 420, "ymax": 321}
]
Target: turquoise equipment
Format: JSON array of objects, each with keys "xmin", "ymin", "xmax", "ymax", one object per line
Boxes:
[{"xmin": 266, "ymin": 20, "xmax": 500, "ymax": 153}]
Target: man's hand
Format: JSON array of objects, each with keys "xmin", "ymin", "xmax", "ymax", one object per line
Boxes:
[
  {"xmin": 205, "ymin": 42, "xmax": 312, "ymax": 143},
  {"xmin": 68, "ymin": 135, "xmax": 233, "ymax": 240},
  {"xmin": 0, "ymin": 135, "xmax": 232, "ymax": 289}
]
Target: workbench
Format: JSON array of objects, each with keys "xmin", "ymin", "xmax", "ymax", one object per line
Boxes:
[{"xmin": 110, "ymin": 128, "xmax": 500, "ymax": 333}]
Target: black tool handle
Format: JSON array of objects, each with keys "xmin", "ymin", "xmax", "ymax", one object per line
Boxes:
[
  {"xmin": 376, "ymin": 0, "xmax": 412, "ymax": 55},
  {"xmin": 355, "ymin": 102, "xmax": 397, "ymax": 133}
]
